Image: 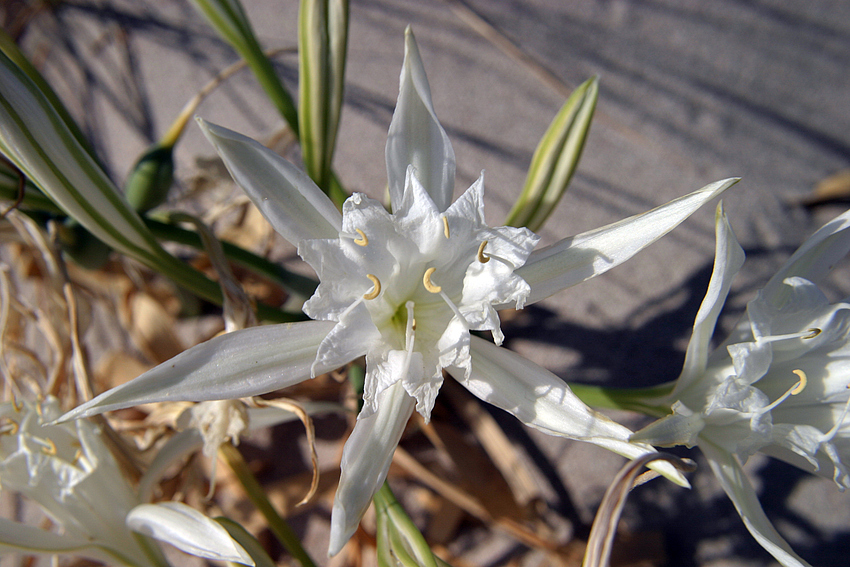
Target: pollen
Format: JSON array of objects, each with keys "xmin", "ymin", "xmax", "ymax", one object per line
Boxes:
[
  {"xmin": 442, "ymin": 216, "xmax": 450, "ymax": 238},
  {"xmin": 477, "ymin": 241, "xmax": 490, "ymax": 263},
  {"xmin": 353, "ymin": 228, "xmax": 368, "ymax": 246},
  {"xmin": 363, "ymin": 274, "xmax": 381, "ymax": 299},
  {"xmin": 423, "ymin": 267, "xmax": 442, "ymax": 293},
  {"xmin": 791, "ymin": 369, "xmax": 807, "ymax": 395}
]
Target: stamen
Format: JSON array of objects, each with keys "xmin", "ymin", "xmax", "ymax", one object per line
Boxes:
[
  {"xmin": 791, "ymin": 370, "xmax": 807, "ymax": 395},
  {"xmin": 12, "ymin": 397, "xmax": 21, "ymax": 412},
  {"xmin": 438, "ymin": 291, "xmax": 470, "ymax": 329},
  {"xmin": 72, "ymin": 448, "xmax": 83, "ymax": 465},
  {"xmin": 363, "ymin": 274, "xmax": 382, "ymax": 300},
  {"xmin": 0, "ymin": 419, "xmax": 18, "ymax": 436},
  {"xmin": 442, "ymin": 216, "xmax": 450, "ymax": 239},
  {"xmin": 821, "ymin": 391, "xmax": 850, "ymax": 442},
  {"xmin": 761, "ymin": 378, "xmax": 807, "ymax": 414},
  {"xmin": 477, "ymin": 241, "xmax": 490, "ymax": 263},
  {"xmin": 404, "ymin": 301, "xmax": 415, "ymax": 351},
  {"xmin": 758, "ymin": 328, "xmax": 822, "ymax": 344},
  {"xmin": 31, "ymin": 436, "xmax": 56, "ymax": 455},
  {"xmin": 423, "ymin": 267, "xmax": 442, "ymax": 293},
  {"xmin": 398, "ymin": 302, "xmax": 417, "ymax": 381},
  {"xmin": 353, "ymin": 228, "xmax": 368, "ymax": 246}
]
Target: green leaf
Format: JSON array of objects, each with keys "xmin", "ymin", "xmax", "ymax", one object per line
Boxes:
[
  {"xmin": 298, "ymin": 0, "xmax": 349, "ymax": 195},
  {"xmin": 215, "ymin": 518, "xmax": 278, "ymax": 567},
  {"xmin": 190, "ymin": 0, "xmax": 299, "ymax": 135},
  {"xmin": 505, "ymin": 76, "xmax": 598, "ymax": 232},
  {"xmin": 0, "ymin": 28, "xmax": 101, "ymax": 166},
  {"xmin": 0, "ymin": 49, "xmax": 165, "ymax": 265}
]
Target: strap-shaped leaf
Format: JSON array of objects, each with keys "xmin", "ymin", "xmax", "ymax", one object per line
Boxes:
[
  {"xmin": 299, "ymin": 0, "xmax": 349, "ymax": 194},
  {"xmin": 505, "ymin": 76, "xmax": 598, "ymax": 231}
]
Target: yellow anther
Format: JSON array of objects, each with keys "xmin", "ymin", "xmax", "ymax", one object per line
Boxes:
[
  {"xmin": 477, "ymin": 241, "xmax": 490, "ymax": 263},
  {"xmin": 423, "ymin": 267, "xmax": 442, "ymax": 293},
  {"xmin": 40, "ymin": 438, "xmax": 57, "ymax": 456},
  {"xmin": 363, "ymin": 274, "xmax": 381, "ymax": 300},
  {"xmin": 72, "ymin": 448, "xmax": 83, "ymax": 465},
  {"xmin": 353, "ymin": 228, "xmax": 368, "ymax": 246},
  {"xmin": 804, "ymin": 328, "xmax": 822, "ymax": 339},
  {"xmin": 12, "ymin": 397, "xmax": 21, "ymax": 412},
  {"xmin": 412, "ymin": 318, "xmax": 417, "ymax": 331},
  {"xmin": 442, "ymin": 216, "xmax": 450, "ymax": 239},
  {"xmin": 791, "ymin": 369, "xmax": 807, "ymax": 395},
  {"xmin": 0, "ymin": 419, "xmax": 18, "ymax": 436}
]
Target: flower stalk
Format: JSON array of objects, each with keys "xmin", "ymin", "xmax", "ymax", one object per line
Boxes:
[{"xmin": 218, "ymin": 442, "xmax": 317, "ymax": 567}]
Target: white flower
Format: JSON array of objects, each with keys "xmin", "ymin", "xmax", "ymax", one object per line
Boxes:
[
  {"xmin": 59, "ymin": 27, "xmax": 735, "ymax": 556},
  {"xmin": 633, "ymin": 205, "xmax": 850, "ymax": 567},
  {"xmin": 0, "ymin": 397, "xmax": 253, "ymax": 566},
  {"xmin": 302, "ymin": 167, "xmax": 537, "ymax": 421}
]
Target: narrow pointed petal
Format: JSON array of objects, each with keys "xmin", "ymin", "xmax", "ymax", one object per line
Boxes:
[
  {"xmin": 761, "ymin": 207, "xmax": 850, "ymax": 307},
  {"xmin": 198, "ymin": 118, "xmax": 342, "ymax": 245},
  {"xmin": 386, "ymin": 27, "xmax": 455, "ymax": 212},
  {"xmin": 58, "ymin": 321, "xmax": 335, "ymax": 422},
  {"xmin": 329, "ymin": 382, "xmax": 415, "ymax": 556},
  {"xmin": 127, "ymin": 502, "xmax": 254, "ymax": 565},
  {"xmin": 674, "ymin": 203, "xmax": 745, "ymax": 395},
  {"xmin": 518, "ymin": 178, "xmax": 739, "ymax": 306},
  {"xmin": 701, "ymin": 440, "xmax": 811, "ymax": 567},
  {"xmin": 455, "ymin": 335, "xmax": 689, "ymax": 486},
  {"xmin": 0, "ymin": 518, "xmax": 107, "ymax": 560}
]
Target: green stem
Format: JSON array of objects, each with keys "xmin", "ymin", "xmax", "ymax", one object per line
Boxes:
[
  {"xmin": 218, "ymin": 443, "xmax": 317, "ymax": 567},
  {"xmin": 145, "ymin": 216, "xmax": 318, "ymax": 300},
  {"xmin": 566, "ymin": 381, "xmax": 676, "ymax": 417},
  {"xmin": 328, "ymin": 171, "xmax": 348, "ymax": 209},
  {"xmin": 131, "ymin": 532, "xmax": 173, "ymax": 567},
  {"xmin": 374, "ymin": 483, "xmax": 438, "ymax": 567}
]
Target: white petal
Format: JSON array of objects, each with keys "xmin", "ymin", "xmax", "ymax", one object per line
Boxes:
[
  {"xmin": 198, "ymin": 118, "xmax": 342, "ymax": 245},
  {"xmin": 312, "ymin": 302, "xmax": 381, "ymax": 375},
  {"xmin": 385, "ymin": 27, "xmax": 455, "ymax": 212},
  {"xmin": 127, "ymin": 502, "xmax": 254, "ymax": 565},
  {"xmin": 456, "ymin": 336, "xmax": 689, "ymax": 486},
  {"xmin": 0, "ymin": 517, "xmax": 101, "ymax": 557},
  {"xmin": 673, "ymin": 203, "xmax": 745, "ymax": 395},
  {"xmin": 762, "ymin": 208, "xmax": 850, "ymax": 307},
  {"xmin": 57, "ymin": 321, "xmax": 335, "ymax": 422},
  {"xmin": 518, "ymin": 178, "xmax": 739, "ymax": 306},
  {"xmin": 394, "ymin": 167, "xmax": 444, "ymax": 249},
  {"xmin": 444, "ymin": 173, "xmax": 487, "ymax": 234},
  {"xmin": 329, "ymin": 382, "xmax": 415, "ymax": 556},
  {"xmin": 701, "ymin": 440, "xmax": 812, "ymax": 567}
]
